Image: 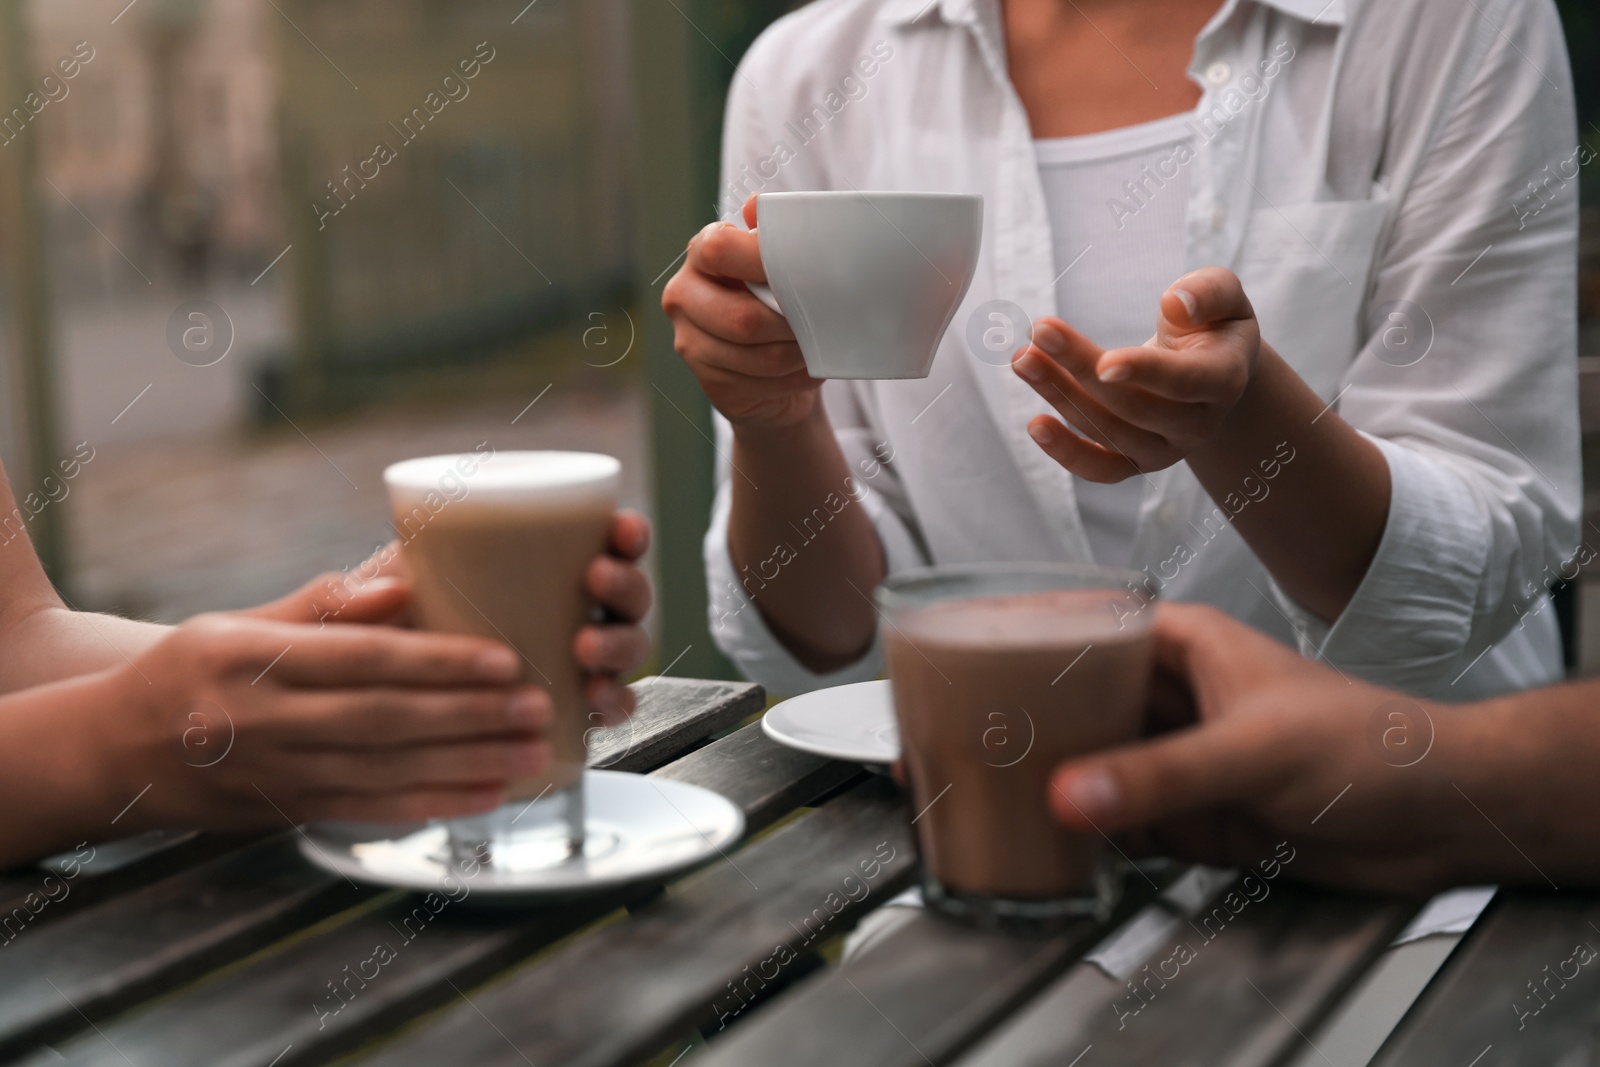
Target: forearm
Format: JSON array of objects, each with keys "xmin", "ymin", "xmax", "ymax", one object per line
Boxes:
[
  {"xmin": 0, "ymin": 602, "xmax": 167, "ymax": 695},
  {"xmin": 1438, "ymin": 682, "xmax": 1600, "ymax": 887},
  {"xmin": 1187, "ymin": 345, "xmax": 1390, "ymax": 622},
  {"xmin": 728, "ymin": 406, "xmax": 885, "ymax": 672},
  {"xmin": 0, "ymin": 670, "xmax": 127, "ymax": 869}
]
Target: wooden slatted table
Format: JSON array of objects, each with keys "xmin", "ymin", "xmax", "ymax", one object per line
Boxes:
[{"xmin": 1, "ymin": 676, "xmax": 1595, "ymax": 1067}]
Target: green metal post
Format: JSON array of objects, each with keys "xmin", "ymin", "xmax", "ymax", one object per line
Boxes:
[
  {"xmin": 630, "ymin": 0, "xmax": 790, "ymax": 681},
  {"xmin": 0, "ymin": 0, "xmax": 67, "ymax": 588}
]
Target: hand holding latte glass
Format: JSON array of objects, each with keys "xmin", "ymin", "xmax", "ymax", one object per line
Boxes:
[
  {"xmin": 0, "ymin": 517, "xmax": 651, "ymax": 870},
  {"xmin": 381, "ymin": 451, "xmax": 650, "ymax": 872}
]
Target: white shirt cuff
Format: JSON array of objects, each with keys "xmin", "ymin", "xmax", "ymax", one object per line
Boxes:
[{"xmin": 1269, "ymin": 436, "xmax": 1489, "ymax": 695}]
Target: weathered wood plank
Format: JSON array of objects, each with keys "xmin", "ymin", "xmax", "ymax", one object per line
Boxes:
[
  {"xmin": 588, "ymin": 676, "xmax": 762, "ymax": 771},
  {"xmin": 14, "ymin": 719, "xmax": 860, "ymax": 1067},
  {"xmin": 352, "ymin": 778, "xmax": 914, "ymax": 1067},
  {"xmin": 0, "ymin": 678, "xmax": 763, "ymax": 1064},
  {"xmin": 697, "ymin": 883, "xmax": 1156, "ymax": 1067},
  {"xmin": 956, "ymin": 884, "xmax": 1409, "ymax": 1067},
  {"xmin": 0, "ymin": 832, "xmax": 261, "ymax": 939},
  {"xmin": 0, "ymin": 836, "xmax": 366, "ymax": 1060},
  {"xmin": 652, "ymin": 711, "xmax": 864, "ymax": 835},
  {"xmin": 1371, "ymin": 892, "xmax": 1600, "ymax": 1067}
]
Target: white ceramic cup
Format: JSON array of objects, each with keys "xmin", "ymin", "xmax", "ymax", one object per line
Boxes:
[{"xmin": 747, "ymin": 191, "xmax": 983, "ymax": 380}]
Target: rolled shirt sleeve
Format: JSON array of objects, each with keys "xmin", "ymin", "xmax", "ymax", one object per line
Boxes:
[{"xmin": 1273, "ymin": 0, "xmax": 1581, "ymax": 696}]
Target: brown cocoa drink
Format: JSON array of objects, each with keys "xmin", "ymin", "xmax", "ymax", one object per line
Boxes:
[
  {"xmin": 385, "ymin": 451, "xmax": 619, "ymax": 802},
  {"xmin": 886, "ymin": 588, "xmax": 1154, "ymax": 900}
]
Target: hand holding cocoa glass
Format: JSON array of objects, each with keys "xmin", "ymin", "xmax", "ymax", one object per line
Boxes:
[
  {"xmin": 384, "ymin": 450, "xmax": 630, "ymax": 872},
  {"xmin": 880, "ymin": 564, "xmax": 1155, "ymax": 927}
]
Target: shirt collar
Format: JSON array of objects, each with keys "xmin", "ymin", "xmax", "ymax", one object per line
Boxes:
[
  {"xmin": 882, "ymin": 0, "xmax": 977, "ymax": 28},
  {"xmin": 1258, "ymin": 0, "xmax": 1346, "ymax": 26},
  {"xmin": 883, "ymin": 0, "xmax": 1345, "ymax": 29}
]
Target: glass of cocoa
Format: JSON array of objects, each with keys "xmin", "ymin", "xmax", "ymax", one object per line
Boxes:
[
  {"xmin": 878, "ymin": 563, "xmax": 1155, "ymax": 929},
  {"xmin": 384, "ymin": 450, "xmax": 620, "ymax": 872}
]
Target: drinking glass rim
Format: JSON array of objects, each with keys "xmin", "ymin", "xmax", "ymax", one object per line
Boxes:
[
  {"xmin": 875, "ymin": 561, "xmax": 1155, "ymax": 619},
  {"xmin": 756, "ymin": 190, "xmax": 983, "ymax": 204}
]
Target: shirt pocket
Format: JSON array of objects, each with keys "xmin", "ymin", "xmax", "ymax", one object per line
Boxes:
[{"xmin": 1233, "ymin": 199, "xmax": 1389, "ymax": 398}]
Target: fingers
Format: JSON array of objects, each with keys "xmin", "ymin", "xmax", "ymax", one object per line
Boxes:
[
  {"xmin": 1014, "ymin": 331, "xmax": 1172, "ymax": 457},
  {"xmin": 1049, "ymin": 715, "xmax": 1293, "ymax": 834},
  {"xmin": 585, "ymin": 675, "xmax": 635, "ymax": 727},
  {"xmin": 1095, "ymin": 340, "xmax": 1251, "ymax": 406},
  {"xmin": 290, "ymin": 737, "xmax": 552, "ymax": 794},
  {"xmin": 245, "ymin": 572, "xmax": 409, "ymax": 627},
  {"xmin": 1153, "ymin": 602, "xmax": 1312, "ymax": 710},
  {"xmin": 1158, "ymin": 267, "xmax": 1254, "ymax": 338},
  {"xmin": 1026, "ymin": 416, "xmax": 1143, "ymax": 484},
  {"xmin": 667, "ymin": 265, "xmax": 795, "ymax": 348},
  {"xmin": 252, "ymin": 622, "xmax": 522, "ymax": 688},
  {"xmin": 297, "ymin": 784, "xmax": 507, "ymax": 823},
  {"xmin": 575, "ymin": 624, "xmax": 651, "ymax": 675},
  {"xmin": 1027, "ymin": 317, "xmax": 1232, "ymax": 417},
  {"xmin": 357, "ymin": 542, "xmax": 407, "ymax": 581},
  {"xmin": 1017, "ymin": 317, "xmax": 1101, "ymax": 381},
  {"xmin": 270, "ymin": 686, "xmax": 552, "ymax": 746},
  {"xmin": 587, "ymin": 557, "xmax": 652, "ymax": 625},
  {"xmin": 686, "ymin": 219, "xmax": 768, "ymax": 285},
  {"xmin": 607, "ymin": 510, "xmax": 651, "ymax": 562}
]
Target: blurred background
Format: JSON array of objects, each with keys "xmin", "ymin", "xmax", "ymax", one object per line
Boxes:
[{"xmin": 0, "ymin": 0, "xmax": 1592, "ymax": 680}]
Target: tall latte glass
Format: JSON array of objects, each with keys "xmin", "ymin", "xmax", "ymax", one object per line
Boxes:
[
  {"xmin": 384, "ymin": 450, "xmax": 620, "ymax": 871},
  {"xmin": 879, "ymin": 564, "xmax": 1155, "ymax": 928}
]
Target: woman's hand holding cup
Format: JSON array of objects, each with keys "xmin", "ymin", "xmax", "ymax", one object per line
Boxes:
[{"xmin": 662, "ymin": 196, "xmax": 820, "ymax": 430}]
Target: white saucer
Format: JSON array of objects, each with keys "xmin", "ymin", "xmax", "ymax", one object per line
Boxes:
[
  {"xmin": 296, "ymin": 770, "xmax": 744, "ymax": 899},
  {"xmin": 761, "ymin": 679, "xmax": 900, "ymax": 765}
]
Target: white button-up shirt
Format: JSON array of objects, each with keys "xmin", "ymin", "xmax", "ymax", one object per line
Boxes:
[{"xmin": 703, "ymin": 0, "xmax": 1582, "ymax": 701}]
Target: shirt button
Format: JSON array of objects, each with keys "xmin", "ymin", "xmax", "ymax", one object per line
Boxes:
[
  {"xmin": 1211, "ymin": 203, "xmax": 1227, "ymax": 231},
  {"xmin": 1157, "ymin": 501, "xmax": 1184, "ymax": 525},
  {"xmin": 1205, "ymin": 61, "xmax": 1233, "ymax": 86}
]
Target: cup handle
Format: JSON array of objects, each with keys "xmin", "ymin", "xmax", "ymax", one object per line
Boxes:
[{"xmin": 745, "ymin": 280, "xmax": 783, "ymax": 316}]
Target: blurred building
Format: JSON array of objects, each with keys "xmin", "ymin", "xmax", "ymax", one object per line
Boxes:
[{"xmin": 33, "ymin": 0, "xmax": 283, "ymax": 294}]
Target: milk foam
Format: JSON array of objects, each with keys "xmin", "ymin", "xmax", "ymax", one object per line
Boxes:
[
  {"xmin": 384, "ymin": 451, "xmax": 619, "ymax": 507},
  {"xmin": 895, "ymin": 589, "xmax": 1145, "ymax": 646}
]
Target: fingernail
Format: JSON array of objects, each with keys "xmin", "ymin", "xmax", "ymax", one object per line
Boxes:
[
  {"xmin": 506, "ymin": 689, "xmax": 552, "ymax": 729},
  {"xmin": 509, "ymin": 742, "xmax": 550, "ymax": 775},
  {"xmin": 1013, "ymin": 352, "xmax": 1046, "ymax": 383},
  {"xmin": 1028, "ymin": 420, "xmax": 1056, "ymax": 446},
  {"xmin": 476, "ymin": 647, "xmax": 521, "ymax": 680},
  {"xmin": 1098, "ymin": 362, "xmax": 1132, "ymax": 384},
  {"xmin": 1172, "ymin": 287, "xmax": 1198, "ymax": 321},
  {"xmin": 1032, "ymin": 321, "xmax": 1066, "ymax": 353},
  {"xmin": 698, "ymin": 221, "xmax": 722, "ymax": 240},
  {"xmin": 350, "ymin": 575, "xmax": 402, "ymax": 596},
  {"xmin": 1064, "ymin": 770, "xmax": 1120, "ymax": 818}
]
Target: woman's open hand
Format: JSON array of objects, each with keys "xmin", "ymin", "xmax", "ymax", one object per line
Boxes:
[{"xmin": 1012, "ymin": 267, "xmax": 1261, "ymax": 481}]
